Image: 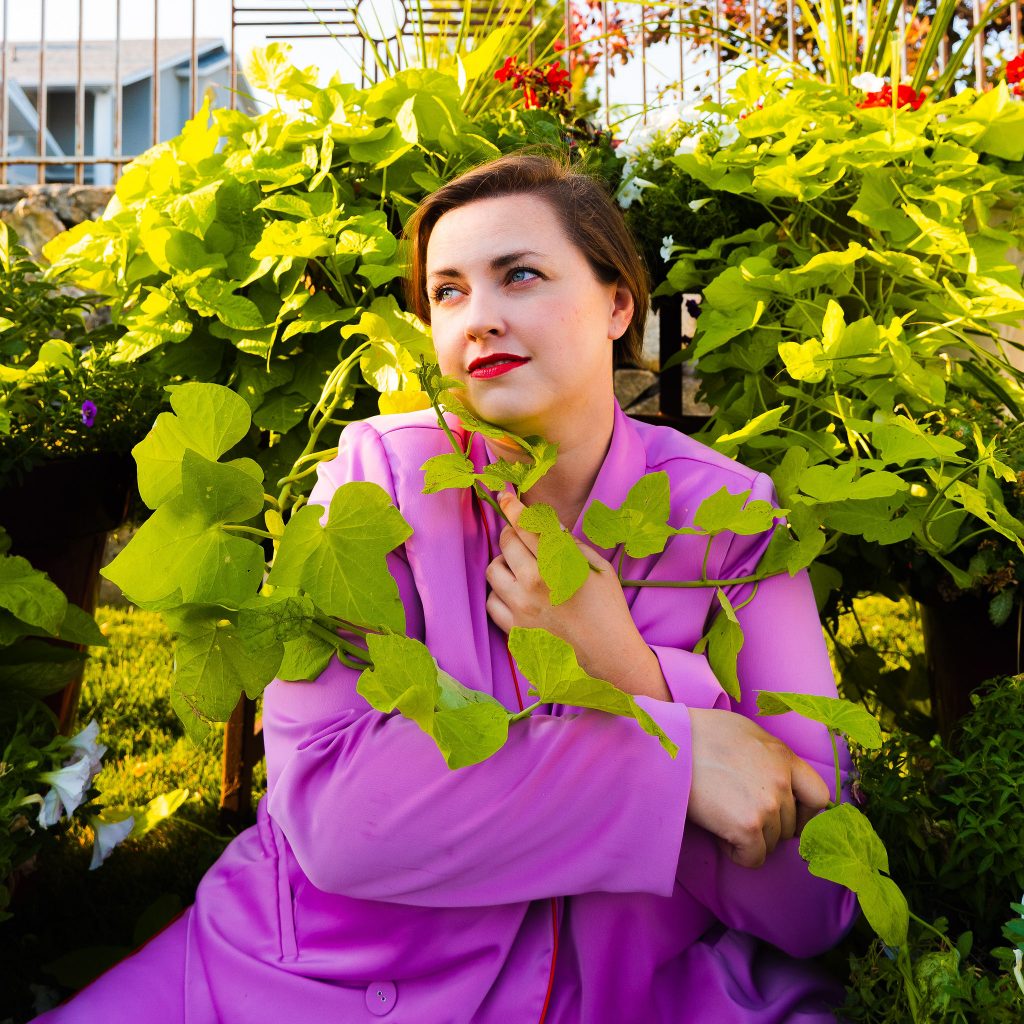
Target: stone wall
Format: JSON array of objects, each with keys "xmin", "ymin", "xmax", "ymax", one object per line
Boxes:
[{"xmin": 0, "ymin": 185, "xmax": 113, "ymax": 258}]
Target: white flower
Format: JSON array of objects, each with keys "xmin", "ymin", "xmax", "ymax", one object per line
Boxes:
[
  {"xmin": 89, "ymin": 815, "xmax": 135, "ymax": 870},
  {"xmin": 851, "ymin": 72, "xmax": 886, "ymax": 93},
  {"xmin": 65, "ymin": 719, "xmax": 107, "ymax": 777},
  {"xmin": 675, "ymin": 135, "xmax": 699, "ymax": 156},
  {"xmin": 660, "ymin": 235, "xmax": 675, "ymax": 261},
  {"xmin": 718, "ymin": 124, "xmax": 740, "ymax": 147},
  {"xmin": 616, "ymin": 176, "xmax": 655, "ymax": 210},
  {"xmin": 38, "ymin": 756, "xmax": 94, "ymax": 821},
  {"xmin": 37, "ymin": 788, "xmax": 63, "ymax": 829}
]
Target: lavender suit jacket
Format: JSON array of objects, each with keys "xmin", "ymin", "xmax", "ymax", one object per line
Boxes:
[{"xmin": 40, "ymin": 403, "xmax": 858, "ymax": 1024}]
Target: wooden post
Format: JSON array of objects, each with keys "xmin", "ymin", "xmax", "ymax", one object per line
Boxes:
[{"xmin": 219, "ymin": 695, "xmax": 264, "ymax": 829}]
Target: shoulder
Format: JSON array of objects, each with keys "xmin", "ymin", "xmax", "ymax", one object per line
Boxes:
[
  {"xmin": 339, "ymin": 409, "xmax": 454, "ymax": 471},
  {"xmin": 629, "ymin": 416, "xmax": 770, "ymax": 498},
  {"xmin": 311, "ymin": 410, "xmax": 451, "ymax": 508}
]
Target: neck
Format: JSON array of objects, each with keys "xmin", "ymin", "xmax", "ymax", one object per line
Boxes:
[{"xmin": 486, "ymin": 398, "xmax": 616, "ymax": 529}]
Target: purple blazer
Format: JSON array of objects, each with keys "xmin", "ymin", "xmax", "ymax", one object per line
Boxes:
[{"xmin": 38, "ymin": 403, "xmax": 857, "ymax": 1023}]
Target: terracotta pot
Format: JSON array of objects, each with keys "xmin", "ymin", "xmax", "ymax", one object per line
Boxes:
[{"xmin": 0, "ymin": 453, "xmax": 134, "ymax": 731}]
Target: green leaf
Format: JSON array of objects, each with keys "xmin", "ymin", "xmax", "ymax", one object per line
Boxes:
[
  {"xmin": 798, "ymin": 464, "xmax": 907, "ymax": 503},
  {"xmin": 235, "ymin": 593, "xmax": 319, "ymax": 648},
  {"xmin": 167, "ymin": 606, "xmax": 281, "ymax": 740},
  {"xmin": 128, "ymin": 788, "xmax": 189, "ymax": 838},
  {"xmin": 799, "ymin": 803, "xmax": 909, "ymax": 947},
  {"xmin": 0, "ymin": 554, "xmax": 67, "ymax": 634},
  {"xmin": 133, "ymin": 383, "xmax": 256, "ymax": 508},
  {"xmin": 357, "ymin": 632, "xmax": 511, "ymax": 769},
  {"xmin": 268, "ymin": 481, "xmax": 412, "ymax": 632},
  {"xmin": 779, "ymin": 338, "xmax": 829, "ymax": 383},
  {"xmin": 58, "ymin": 604, "xmax": 109, "ymax": 647},
  {"xmin": 508, "ymin": 627, "xmax": 678, "ymax": 757},
  {"xmin": 755, "ymin": 691, "xmax": 882, "ymax": 748},
  {"xmin": 478, "ymin": 441, "xmax": 559, "ymax": 496},
  {"xmin": 582, "ymin": 472, "xmax": 675, "ymax": 557},
  {"xmin": 277, "ymin": 632, "xmax": 337, "ymax": 681},
  {"xmin": 517, "ymin": 504, "xmax": 590, "ymax": 605},
  {"xmin": 871, "ymin": 419, "xmax": 966, "ymax": 467},
  {"xmin": 421, "ymin": 452, "xmax": 478, "ymax": 494},
  {"xmin": 712, "ymin": 406, "xmax": 789, "ymax": 456},
  {"xmin": 700, "ymin": 588, "xmax": 744, "ymax": 702},
  {"xmin": 102, "ymin": 451, "xmax": 266, "ymax": 610},
  {"xmin": 693, "ymin": 486, "xmax": 780, "ymax": 536}
]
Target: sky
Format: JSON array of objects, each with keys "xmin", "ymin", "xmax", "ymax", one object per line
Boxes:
[{"xmin": 2, "ymin": 0, "xmax": 702, "ymax": 138}]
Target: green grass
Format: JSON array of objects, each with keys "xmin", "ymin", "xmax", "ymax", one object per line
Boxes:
[{"xmin": 0, "ymin": 606, "xmax": 265, "ymax": 1023}]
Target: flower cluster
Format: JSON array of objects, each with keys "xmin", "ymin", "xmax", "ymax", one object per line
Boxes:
[
  {"xmin": 1008, "ymin": 53, "xmax": 1024, "ymax": 97},
  {"xmin": 857, "ymin": 83, "xmax": 926, "ymax": 110},
  {"xmin": 35, "ymin": 719, "xmax": 106, "ymax": 827},
  {"xmin": 494, "ymin": 56, "xmax": 571, "ymax": 110},
  {"xmin": 27, "ymin": 719, "xmax": 135, "ymax": 870}
]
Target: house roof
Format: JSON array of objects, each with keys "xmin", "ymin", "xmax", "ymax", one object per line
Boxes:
[{"xmin": 4, "ymin": 38, "xmax": 227, "ymax": 90}]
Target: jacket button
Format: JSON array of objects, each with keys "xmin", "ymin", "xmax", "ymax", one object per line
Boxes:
[{"xmin": 365, "ymin": 980, "xmax": 398, "ymax": 1017}]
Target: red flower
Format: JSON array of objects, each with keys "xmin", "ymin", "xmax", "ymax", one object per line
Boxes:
[
  {"xmin": 544, "ymin": 62, "xmax": 572, "ymax": 93},
  {"xmin": 494, "ymin": 56, "xmax": 517, "ymax": 84},
  {"xmin": 522, "ymin": 87, "xmax": 541, "ymax": 110},
  {"xmin": 1007, "ymin": 53, "xmax": 1024, "ymax": 85},
  {"xmin": 856, "ymin": 83, "xmax": 925, "ymax": 111}
]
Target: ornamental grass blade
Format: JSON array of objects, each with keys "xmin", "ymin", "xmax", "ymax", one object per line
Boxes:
[
  {"xmin": 756, "ymin": 691, "xmax": 883, "ymax": 749},
  {"xmin": 508, "ymin": 627, "xmax": 678, "ymax": 758}
]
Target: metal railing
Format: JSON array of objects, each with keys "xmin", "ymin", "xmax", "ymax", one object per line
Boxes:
[{"xmin": 0, "ymin": 0, "xmax": 1021, "ymax": 184}]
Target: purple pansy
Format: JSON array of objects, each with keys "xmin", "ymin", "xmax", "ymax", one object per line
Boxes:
[{"xmin": 80, "ymin": 400, "xmax": 97, "ymax": 428}]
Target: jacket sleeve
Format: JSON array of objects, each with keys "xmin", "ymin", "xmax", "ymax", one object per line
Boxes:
[
  {"xmin": 672, "ymin": 471, "xmax": 860, "ymax": 957},
  {"xmin": 263, "ymin": 419, "xmax": 696, "ymax": 908}
]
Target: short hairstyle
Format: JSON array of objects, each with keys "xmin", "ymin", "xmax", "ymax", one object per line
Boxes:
[{"xmin": 403, "ymin": 151, "xmax": 650, "ymax": 365}]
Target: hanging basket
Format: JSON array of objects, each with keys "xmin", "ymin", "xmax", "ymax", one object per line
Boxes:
[{"xmin": 0, "ymin": 453, "xmax": 134, "ymax": 731}]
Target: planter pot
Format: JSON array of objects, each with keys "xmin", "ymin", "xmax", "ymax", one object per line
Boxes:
[
  {"xmin": 0, "ymin": 453, "xmax": 134, "ymax": 731},
  {"xmin": 918, "ymin": 594, "xmax": 1021, "ymax": 740}
]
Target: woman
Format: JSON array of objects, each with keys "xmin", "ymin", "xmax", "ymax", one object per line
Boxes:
[{"xmin": 36, "ymin": 153, "xmax": 857, "ymax": 1023}]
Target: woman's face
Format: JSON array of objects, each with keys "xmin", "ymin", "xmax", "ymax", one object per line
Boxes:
[{"xmin": 425, "ymin": 194, "xmax": 633, "ymax": 441}]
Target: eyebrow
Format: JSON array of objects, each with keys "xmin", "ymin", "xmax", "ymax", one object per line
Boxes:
[{"xmin": 426, "ymin": 250, "xmax": 548, "ymax": 282}]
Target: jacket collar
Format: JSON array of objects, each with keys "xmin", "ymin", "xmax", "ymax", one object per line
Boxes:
[{"xmin": 566, "ymin": 401, "xmax": 648, "ymax": 558}]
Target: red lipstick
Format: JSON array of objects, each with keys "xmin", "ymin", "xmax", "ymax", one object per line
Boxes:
[{"xmin": 468, "ymin": 353, "xmax": 530, "ymax": 379}]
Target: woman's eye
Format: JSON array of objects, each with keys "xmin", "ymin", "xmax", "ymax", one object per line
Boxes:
[
  {"xmin": 431, "ymin": 284, "xmax": 456, "ymax": 304},
  {"xmin": 508, "ymin": 267, "xmax": 540, "ymax": 285}
]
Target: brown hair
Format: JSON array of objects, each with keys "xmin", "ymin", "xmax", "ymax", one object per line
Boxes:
[{"xmin": 403, "ymin": 151, "xmax": 650, "ymax": 365}]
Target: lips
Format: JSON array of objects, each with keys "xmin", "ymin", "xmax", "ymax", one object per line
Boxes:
[{"xmin": 468, "ymin": 353, "xmax": 530, "ymax": 379}]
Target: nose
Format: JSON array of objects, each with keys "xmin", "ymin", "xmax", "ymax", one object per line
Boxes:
[{"xmin": 463, "ymin": 286, "xmax": 506, "ymax": 343}]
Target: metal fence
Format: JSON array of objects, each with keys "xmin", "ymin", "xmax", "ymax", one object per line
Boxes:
[{"xmin": 0, "ymin": 0, "xmax": 1022, "ymax": 185}]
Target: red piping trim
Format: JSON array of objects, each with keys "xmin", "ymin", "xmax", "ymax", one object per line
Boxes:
[{"xmin": 471, "ymin": 482, "xmax": 559, "ymax": 1024}]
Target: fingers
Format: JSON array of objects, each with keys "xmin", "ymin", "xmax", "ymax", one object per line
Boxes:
[{"xmin": 790, "ymin": 754, "xmax": 831, "ymax": 817}]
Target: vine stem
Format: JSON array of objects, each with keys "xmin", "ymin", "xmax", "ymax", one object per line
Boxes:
[
  {"xmin": 424, "ymin": 376, "xmax": 513, "ymax": 527},
  {"xmin": 509, "ymin": 700, "xmax": 542, "ymax": 722},
  {"xmin": 620, "ymin": 572, "xmax": 765, "ymax": 589},
  {"xmin": 221, "ymin": 524, "xmax": 274, "ymax": 540}
]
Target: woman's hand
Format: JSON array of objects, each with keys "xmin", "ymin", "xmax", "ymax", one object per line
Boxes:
[
  {"xmin": 687, "ymin": 707, "xmax": 831, "ymax": 868},
  {"xmin": 485, "ymin": 492, "xmax": 671, "ymax": 701}
]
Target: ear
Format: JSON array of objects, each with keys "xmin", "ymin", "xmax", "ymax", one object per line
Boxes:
[{"xmin": 608, "ymin": 280, "xmax": 635, "ymax": 341}]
